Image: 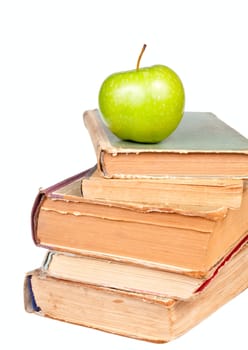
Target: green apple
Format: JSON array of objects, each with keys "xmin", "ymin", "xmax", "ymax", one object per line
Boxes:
[{"xmin": 98, "ymin": 45, "xmax": 185, "ymax": 143}]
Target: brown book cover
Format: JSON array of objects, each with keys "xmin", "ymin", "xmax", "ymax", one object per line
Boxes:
[
  {"xmin": 83, "ymin": 109, "xmax": 248, "ymax": 178},
  {"xmin": 24, "ymin": 243, "xmax": 248, "ymax": 343},
  {"xmin": 31, "ymin": 167, "xmax": 248, "ymax": 276}
]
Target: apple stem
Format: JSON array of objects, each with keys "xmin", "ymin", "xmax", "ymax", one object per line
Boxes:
[{"xmin": 136, "ymin": 44, "xmax": 147, "ymax": 71}]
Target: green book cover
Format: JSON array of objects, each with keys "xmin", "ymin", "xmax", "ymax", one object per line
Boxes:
[
  {"xmin": 93, "ymin": 110, "xmax": 248, "ymax": 153},
  {"xmin": 83, "ymin": 109, "xmax": 248, "ymax": 177}
]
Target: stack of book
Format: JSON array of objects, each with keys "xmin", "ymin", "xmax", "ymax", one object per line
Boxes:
[{"xmin": 24, "ymin": 109, "xmax": 248, "ymax": 343}]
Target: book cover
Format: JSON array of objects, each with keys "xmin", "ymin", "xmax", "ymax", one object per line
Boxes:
[
  {"xmin": 31, "ymin": 168, "xmax": 248, "ymax": 275},
  {"xmin": 24, "ymin": 243, "xmax": 248, "ymax": 343},
  {"xmin": 82, "ymin": 168, "xmax": 243, "ymax": 209},
  {"xmin": 83, "ymin": 109, "xmax": 248, "ymax": 178},
  {"xmin": 41, "ymin": 234, "xmax": 248, "ymax": 300}
]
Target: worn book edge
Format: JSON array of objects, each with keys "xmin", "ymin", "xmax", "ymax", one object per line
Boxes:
[
  {"xmin": 31, "ymin": 166, "xmax": 229, "ymax": 250},
  {"xmin": 83, "ymin": 109, "xmax": 248, "ymax": 178},
  {"xmin": 81, "ymin": 169, "xmax": 244, "ymax": 209},
  {"xmin": 41, "ymin": 234, "xmax": 248, "ymax": 299},
  {"xmin": 32, "ymin": 167, "xmax": 248, "ymax": 278},
  {"xmin": 25, "ymin": 239, "xmax": 248, "ymax": 314},
  {"xmin": 24, "ymin": 243, "xmax": 248, "ymax": 343},
  {"xmin": 31, "ymin": 167, "xmax": 96, "ymax": 245}
]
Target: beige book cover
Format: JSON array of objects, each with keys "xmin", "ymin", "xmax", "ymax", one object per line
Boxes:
[
  {"xmin": 32, "ymin": 168, "xmax": 248, "ymax": 275},
  {"xmin": 24, "ymin": 243, "xmax": 248, "ymax": 343}
]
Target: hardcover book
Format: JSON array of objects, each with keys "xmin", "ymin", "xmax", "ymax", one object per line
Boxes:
[
  {"xmin": 24, "ymin": 243, "xmax": 248, "ymax": 343},
  {"xmin": 32, "ymin": 167, "xmax": 248, "ymax": 275},
  {"xmin": 83, "ymin": 109, "xmax": 248, "ymax": 178},
  {"xmin": 82, "ymin": 168, "xmax": 243, "ymax": 209},
  {"xmin": 40, "ymin": 234, "xmax": 248, "ymax": 300}
]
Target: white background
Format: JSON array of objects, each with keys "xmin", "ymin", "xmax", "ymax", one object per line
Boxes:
[{"xmin": 1, "ymin": 0, "xmax": 247, "ymax": 348}]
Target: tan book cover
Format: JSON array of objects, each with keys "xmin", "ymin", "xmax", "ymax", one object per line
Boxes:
[
  {"xmin": 83, "ymin": 109, "xmax": 248, "ymax": 178},
  {"xmin": 82, "ymin": 168, "xmax": 243, "ymax": 209},
  {"xmin": 41, "ymin": 234, "xmax": 248, "ymax": 300},
  {"xmin": 24, "ymin": 243, "xmax": 248, "ymax": 343},
  {"xmin": 32, "ymin": 168, "xmax": 248, "ymax": 276}
]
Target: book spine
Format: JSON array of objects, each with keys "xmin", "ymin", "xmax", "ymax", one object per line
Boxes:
[
  {"xmin": 24, "ymin": 272, "xmax": 41, "ymax": 313},
  {"xmin": 31, "ymin": 167, "xmax": 96, "ymax": 246}
]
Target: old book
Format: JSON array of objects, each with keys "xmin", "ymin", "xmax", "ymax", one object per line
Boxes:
[
  {"xmin": 41, "ymin": 235, "xmax": 248, "ymax": 300},
  {"xmin": 32, "ymin": 168, "xmax": 248, "ymax": 276},
  {"xmin": 24, "ymin": 243, "xmax": 248, "ymax": 343},
  {"xmin": 83, "ymin": 109, "xmax": 248, "ymax": 178},
  {"xmin": 81, "ymin": 168, "xmax": 243, "ymax": 209}
]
